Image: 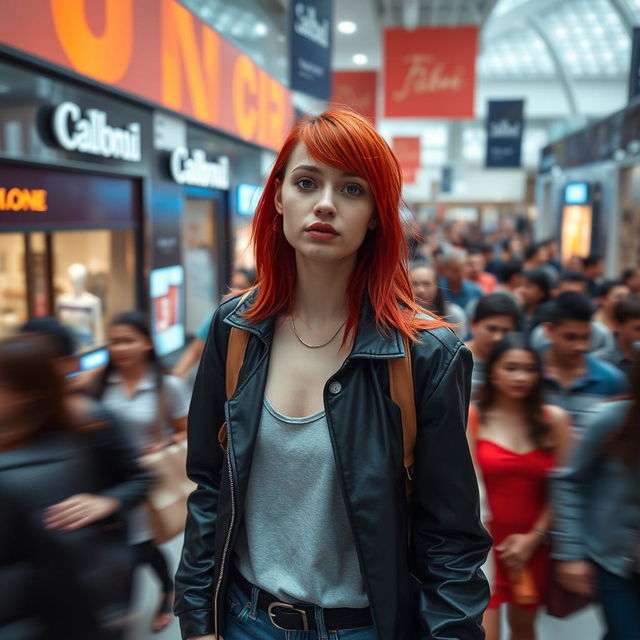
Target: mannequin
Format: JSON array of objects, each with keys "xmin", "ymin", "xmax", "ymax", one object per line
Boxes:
[{"xmin": 56, "ymin": 263, "xmax": 104, "ymax": 349}]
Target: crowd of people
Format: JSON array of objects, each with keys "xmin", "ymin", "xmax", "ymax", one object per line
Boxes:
[{"xmin": 409, "ymin": 221, "xmax": 640, "ymax": 639}]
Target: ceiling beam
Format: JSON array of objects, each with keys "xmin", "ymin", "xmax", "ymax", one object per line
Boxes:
[
  {"xmin": 608, "ymin": 0, "xmax": 635, "ymax": 31},
  {"xmin": 483, "ymin": 0, "xmax": 563, "ymax": 43}
]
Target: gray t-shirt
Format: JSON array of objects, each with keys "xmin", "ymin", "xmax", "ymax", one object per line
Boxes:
[{"xmin": 234, "ymin": 396, "xmax": 368, "ymax": 609}]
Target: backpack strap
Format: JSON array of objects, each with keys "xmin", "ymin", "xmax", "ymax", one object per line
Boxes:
[{"xmin": 388, "ymin": 336, "xmax": 416, "ymax": 494}]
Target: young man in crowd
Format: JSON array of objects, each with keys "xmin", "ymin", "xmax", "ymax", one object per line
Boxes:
[
  {"xmin": 582, "ymin": 253, "xmax": 604, "ymax": 298},
  {"xmin": 466, "ymin": 293, "xmax": 520, "ymax": 400},
  {"xmin": 523, "ymin": 241, "xmax": 558, "ymax": 286},
  {"xmin": 438, "ymin": 248, "xmax": 483, "ymax": 311},
  {"xmin": 593, "ymin": 279, "xmax": 631, "ymax": 333},
  {"xmin": 466, "ymin": 247, "xmax": 498, "ymax": 294},
  {"xmin": 593, "ymin": 295, "xmax": 640, "ymax": 379},
  {"xmin": 541, "ymin": 292, "xmax": 627, "ymax": 434}
]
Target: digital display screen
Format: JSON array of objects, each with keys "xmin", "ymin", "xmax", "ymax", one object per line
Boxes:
[{"xmin": 564, "ymin": 182, "xmax": 589, "ymax": 205}]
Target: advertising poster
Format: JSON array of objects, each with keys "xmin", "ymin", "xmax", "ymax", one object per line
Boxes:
[
  {"xmin": 392, "ymin": 136, "xmax": 421, "ymax": 184},
  {"xmin": 289, "ymin": 0, "xmax": 333, "ymax": 99},
  {"xmin": 384, "ymin": 26, "xmax": 477, "ymax": 118},
  {"xmin": 331, "ymin": 71, "xmax": 377, "ymax": 125},
  {"xmin": 150, "ymin": 265, "xmax": 184, "ymax": 356},
  {"xmin": 485, "ymin": 99, "xmax": 524, "ymax": 168}
]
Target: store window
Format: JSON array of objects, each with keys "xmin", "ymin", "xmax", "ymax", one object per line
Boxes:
[{"xmin": 0, "ymin": 233, "xmax": 27, "ymax": 335}]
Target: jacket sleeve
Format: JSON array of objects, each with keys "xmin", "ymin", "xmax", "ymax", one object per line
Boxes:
[
  {"xmin": 174, "ymin": 305, "xmax": 228, "ymax": 639},
  {"xmin": 411, "ymin": 340, "xmax": 491, "ymax": 640}
]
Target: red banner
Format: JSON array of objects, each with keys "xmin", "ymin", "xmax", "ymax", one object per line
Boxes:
[
  {"xmin": 331, "ymin": 71, "xmax": 377, "ymax": 126},
  {"xmin": 392, "ymin": 137, "xmax": 420, "ymax": 184},
  {"xmin": 0, "ymin": 0, "xmax": 294, "ymax": 151},
  {"xmin": 384, "ymin": 26, "xmax": 478, "ymax": 119}
]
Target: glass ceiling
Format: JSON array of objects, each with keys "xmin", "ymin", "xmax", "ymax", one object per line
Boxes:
[{"xmin": 480, "ymin": 0, "xmax": 637, "ymax": 79}]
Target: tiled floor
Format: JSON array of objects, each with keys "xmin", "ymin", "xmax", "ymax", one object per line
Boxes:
[{"xmin": 127, "ymin": 535, "xmax": 605, "ymax": 640}]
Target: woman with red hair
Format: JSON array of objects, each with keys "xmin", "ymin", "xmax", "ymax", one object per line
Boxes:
[{"xmin": 174, "ymin": 110, "xmax": 490, "ymax": 640}]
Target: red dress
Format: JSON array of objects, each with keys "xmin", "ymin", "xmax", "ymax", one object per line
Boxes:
[{"xmin": 477, "ymin": 439, "xmax": 555, "ymax": 611}]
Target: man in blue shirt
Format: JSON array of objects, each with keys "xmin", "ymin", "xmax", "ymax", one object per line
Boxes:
[
  {"xmin": 541, "ymin": 292, "xmax": 628, "ymax": 434},
  {"xmin": 438, "ymin": 248, "xmax": 483, "ymax": 311}
]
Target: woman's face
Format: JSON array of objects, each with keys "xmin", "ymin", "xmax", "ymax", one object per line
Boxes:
[
  {"xmin": 108, "ymin": 324, "xmax": 152, "ymax": 370},
  {"xmin": 274, "ymin": 143, "xmax": 376, "ymax": 265},
  {"xmin": 520, "ymin": 279, "xmax": 544, "ymax": 307},
  {"xmin": 491, "ymin": 348, "xmax": 539, "ymax": 400},
  {"xmin": 410, "ymin": 266, "xmax": 438, "ymax": 308}
]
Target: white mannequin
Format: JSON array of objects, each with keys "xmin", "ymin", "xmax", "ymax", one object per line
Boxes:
[{"xmin": 56, "ymin": 263, "xmax": 104, "ymax": 348}]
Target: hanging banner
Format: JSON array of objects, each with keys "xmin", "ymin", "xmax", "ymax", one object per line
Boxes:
[
  {"xmin": 289, "ymin": 0, "xmax": 333, "ymax": 100},
  {"xmin": 384, "ymin": 26, "xmax": 477, "ymax": 118},
  {"xmin": 392, "ymin": 137, "xmax": 420, "ymax": 185},
  {"xmin": 331, "ymin": 71, "xmax": 377, "ymax": 125},
  {"xmin": 485, "ymin": 99, "xmax": 524, "ymax": 168},
  {"xmin": 629, "ymin": 27, "xmax": 640, "ymax": 102},
  {"xmin": 0, "ymin": 0, "xmax": 294, "ymax": 151}
]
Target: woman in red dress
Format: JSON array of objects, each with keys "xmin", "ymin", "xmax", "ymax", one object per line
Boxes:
[{"xmin": 467, "ymin": 333, "xmax": 571, "ymax": 640}]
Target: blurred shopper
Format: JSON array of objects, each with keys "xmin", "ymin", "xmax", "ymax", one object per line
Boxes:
[
  {"xmin": 541, "ymin": 292, "xmax": 627, "ymax": 434},
  {"xmin": 175, "ymin": 110, "xmax": 490, "ymax": 640},
  {"xmin": 469, "ymin": 334, "xmax": 571, "ymax": 640},
  {"xmin": 582, "ymin": 254, "xmax": 604, "ymax": 298},
  {"xmin": 496, "ymin": 260, "xmax": 524, "ymax": 300},
  {"xmin": 439, "ymin": 248, "xmax": 484, "ymax": 311},
  {"xmin": 467, "ymin": 247, "xmax": 498, "ymax": 294},
  {"xmin": 565, "ymin": 255, "xmax": 585, "ymax": 273},
  {"xmin": 173, "ymin": 268, "xmax": 256, "ymax": 380},
  {"xmin": 593, "ymin": 279, "xmax": 631, "ymax": 333},
  {"xmin": 523, "ymin": 242, "xmax": 558, "ymax": 287},
  {"xmin": 500, "ymin": 237, "xmax": 524, "ymax": 264},
  {"xmin": 409, "ymin": 261, "xmax": 468, "ymax": 339},
  {"xmin": 541, "ymin": 239, "xmax": 562, "ymax": 273},
  {"xmin": 0, "ymin": 334, "xmax": 133, "ymax": 640},
  {"xmin": 466, "ymin": 294, "xmax": 520, "ymax": 400},
  {"xmin": 552, "ymin": 353, "xmax": 640, "ymax": 639},
  {"xmin": 553, "ymin": 270, "xmax": 589, "ymax": 296},
  {"xmin": 593, "ymin": 295, "xmax": 640, "ymax": 379},
  {"xmin": 96, "ymin": 311, "xmax": 189, "ymax": 633},
  {"xmin": 519, "ymin": 269, "xmax": 552, "ymax": 335},
  {"xmin": 623, "ymin": 265, "xmax": 640, "ymax": 295}
]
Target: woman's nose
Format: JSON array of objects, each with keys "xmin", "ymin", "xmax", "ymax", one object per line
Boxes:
[{"xmin": 313, "ymin": 185, "xmax": 336, "ymax": 216}]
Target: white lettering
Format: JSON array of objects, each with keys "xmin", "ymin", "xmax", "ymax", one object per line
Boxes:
[
  {"xmin": 169, "ymin": 147, "xmax": 229, "ymax": 190},
  {"xmin": 490, "ymin": 119, "xmax": 521, "ymax": 138},
  {"xmin": 51, "ymin": 102, "xmax": 142, "ymax": 162},
  {"xmin": 294, "ymin": 3, "xmax": 330, "ymax": 49}
]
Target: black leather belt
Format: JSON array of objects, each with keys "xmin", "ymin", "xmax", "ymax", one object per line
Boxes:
[{"xmin": 234, "ymin": 570, "xmax": 373, "ymax": 632}]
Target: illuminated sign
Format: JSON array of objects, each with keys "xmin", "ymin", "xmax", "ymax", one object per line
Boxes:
[
  {"xmin": 52, "ymin": 102, "xmax": 142, "ymax": 162},
  {"xmin": 169, "ymin": 148, "xmax": 229, "ymax": 189},
  {"xmin": 564, "ymin": 182, "xmax": 589, "ymax": 205},
  {"xmin": 0, "ymin": 187, "xmax": 48, "ymax": 212}
]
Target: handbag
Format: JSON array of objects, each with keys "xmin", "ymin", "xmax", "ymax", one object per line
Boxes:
[{"xmin": 545, "ymin": 559, "xmax": 593, "ymax": 618}]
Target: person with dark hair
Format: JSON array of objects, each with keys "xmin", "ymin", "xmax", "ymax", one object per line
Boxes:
[
  {"xmin": 593, "ymin": 279, "xmax": 631, "ymax": 333},
  {"xmin": 541, "ymin": 292, "xmax": 627, "ymax": 434},
  {"xmin": 96, "ymin": 311, "xmax": 190, "ymax": 633},
  {"xmin": 523, "ymin": 242, "xmax": 558, "ymax": 286},
  {"xmin": 468, "ymin": 334, "xmax": 571, "ymax": 640},
  {"xmin": 496, "ymin": 260, "xmax": 524, "ymax": 296},
  {"xmin": 519, "ymin": 269, "xmax": 552, "ymax": 335},
  {"xmin": 466, "ymin": 294, "xmax": 520, "ymax": 400},
  {"xmin": 593, "ymin": 295, "xmax": 640, "ymax": 379},
  {"xmin": 439, "ymin": 248, "xmax": 484, "ymax": 311},
  {"xmin": 554, "ymin": 270, "xmax": 588, "ymax": 295},
  {"xmin": 540, "ymin": 238, "xmax": 561, "ymax": 273},
  {"xmin": 467, "ymin": 247, "xmax": 498, "ymax": 294},
  {"xmin": 622, "ymin": 266, "xmax": 640, "ymax": 296},
  {"xmin": 552, "ymin": 352, "xmax": 640, "ymax": 638},
  {"xmin": 583, "ymin": 254, "xmax": 604, "ymax": 298},
  {"xmin": 409, "ymin": 261, "xmax": 468, "ymax": 339}
]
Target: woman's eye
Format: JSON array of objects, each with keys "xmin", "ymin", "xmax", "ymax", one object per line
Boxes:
[
  {"xmin": 296, "ymin": 178, "xmax": 315, "ymax": 190},
  {"xmin": 344, "ymin": 183, "xmax": 363, "ymax": 196}
]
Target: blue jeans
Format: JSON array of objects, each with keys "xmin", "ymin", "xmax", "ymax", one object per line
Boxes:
[
  {"xmin": 222, "ymin": 579, "xmax": 379, "ymax": 640},
  {"xmin": 596, "ymin": 565, "xmax": 640, "ymax": 640}
]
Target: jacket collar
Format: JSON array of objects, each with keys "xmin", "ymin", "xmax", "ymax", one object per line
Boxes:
[{"xmin": 223, "ymin": 289, "xmax": 405, "ymax": 359}]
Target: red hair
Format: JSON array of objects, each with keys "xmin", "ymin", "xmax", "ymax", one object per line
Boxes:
[{"xmin": 246, "ymin": 109, "xmax": 447, "ymax": 341}]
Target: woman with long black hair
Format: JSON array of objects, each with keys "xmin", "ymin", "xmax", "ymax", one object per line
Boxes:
[{"xmin": 553, "ymin": 351, "xmax": 640, "ymax": 638}]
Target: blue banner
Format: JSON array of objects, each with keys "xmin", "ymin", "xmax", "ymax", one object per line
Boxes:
[
  {"xmin": 485, "ymin": 99, "xmax": 524, "ymax": 168},
  {"xmin": 289, "ymin": 0, "xmax": 333, "ymax": 100}
]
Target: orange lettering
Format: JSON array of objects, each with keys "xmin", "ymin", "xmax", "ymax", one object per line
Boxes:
[
  {"xmin": 161, "ymin": 0, "xmax": 220, "ymax": 124},
  {"xmin": 268, "ymin": 79, "xmax": 286, "ymax": 149},
  {"xmin": 256, "ymin": 69, "xmax": 269, "ymax": 147},
  {"xmin": 50, "ymin": 0, "xmax": 133, "ymax": 83},
  {"xmin": 0, "ymin": 188, "xmax": 49, "ymax": 212},
  {"xmin": 233, "ymin": 56, "xmax": 258, "ymax": 141}
]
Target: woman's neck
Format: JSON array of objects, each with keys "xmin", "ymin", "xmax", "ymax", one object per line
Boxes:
[
  {"xmin": 292, "ymin": 253, "xmax": 354, "ymax": 325},
  {"xmin": 487, "ymin": 393, "xmax": 527, "ymax": 415},
  {"xmin": 117, "ymin": 360, "xmax": 150, "ymax": 384}
]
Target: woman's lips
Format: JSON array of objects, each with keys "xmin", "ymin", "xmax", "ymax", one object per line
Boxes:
[{"xmin": 305, "ymin": 223, "xmax": 339, "ymax": 240}]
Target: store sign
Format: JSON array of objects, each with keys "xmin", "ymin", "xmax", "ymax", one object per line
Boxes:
[
  {"xmin": 290, "ymin": 0, "xmax": 333, "ymax": 99},
  {"xmin": 331, "ymin": 71, "xmax": 377, "ymax": 125},
  {"xmin": 169, "ymin": 148, "xmax": 229, "ymax": 189},
  {"xmin": 52, "ymin": 102, "xmax": 142, "ymax": 162},
  {"xmin": 383, "ymin": 26, "xmax": 477, "ymax": 118},
  {"xmin": 0, "ymin": 0, "xmax": 294, "ymax": 151},
  {"xmin": 392, "ymin": 136, "xmax": 420, "ymax": 184},
  {"xmin": 0, "ymin": 187, "xmax": 48, "ymax": 212},
  {"xmin": 485, "ymin": 100, "xmax": 524, "ymax": 168}
]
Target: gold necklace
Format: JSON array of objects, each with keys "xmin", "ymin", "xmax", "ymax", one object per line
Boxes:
[{"xmin": 290, "ymin": 315, "xmax": 346, "ymax": 349}]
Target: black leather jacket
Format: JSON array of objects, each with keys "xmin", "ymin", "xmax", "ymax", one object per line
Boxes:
[{"xmin": 175, "ymin": 293, "xmax": 491, "ymax": 640}]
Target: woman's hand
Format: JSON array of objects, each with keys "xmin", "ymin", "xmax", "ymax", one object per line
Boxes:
[
  {"xmin": 496, "ymin": 532, "xmax": 541, "ymax": 570},
  {"xmin": 44, "ymin": 493, "xmax": 120, "ymax": 530},
  {"xmin": 556, "ymin": 561, "xmax": 595, "ymax": 597}
]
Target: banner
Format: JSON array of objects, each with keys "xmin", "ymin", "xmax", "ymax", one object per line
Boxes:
[
  {"xmin": 629, "ymin": 27, "xmax": 640, "ymax": 102},
  {"xmin": 0, "ymin": 0, "xmax": 294, "ymax": 151},
  {"xmin": 331, "ymin": 71, "xmax": 377, "ymax": 125},
  {"xmin": 485, "ymin": 100, "xmax": 524, "ymax": 168},
  {"xmin": 384, "ymin": 26, "xmax": 477, "ymax": 118},
  {"xmin": 392, "ymin": 137, "xmax": 420, "ymax": 184},
  {"xmin": 289, "ymin": 0, "xmax": 333, "ymax": 100}
]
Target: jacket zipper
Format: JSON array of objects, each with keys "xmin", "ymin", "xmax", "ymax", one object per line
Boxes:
[{"xmin": 213, "ymin": 440, "xmax": 236, "ymax": 638}]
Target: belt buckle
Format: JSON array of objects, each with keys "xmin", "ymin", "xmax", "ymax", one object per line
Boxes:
[{"xmin": 267, "ymin": 601, "xmax": 309, "ymax": 632}]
